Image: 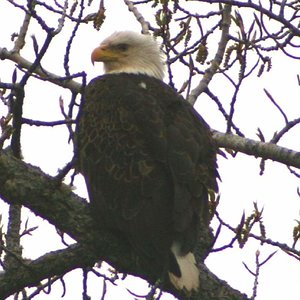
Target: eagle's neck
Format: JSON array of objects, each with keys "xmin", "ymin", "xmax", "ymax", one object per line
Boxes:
[{"xmin": 104, "ymin": 66, "xmax": 164, "ymax": 80}]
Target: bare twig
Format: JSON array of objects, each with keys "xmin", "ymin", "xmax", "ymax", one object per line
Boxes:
[
  {"xmin": 13, "ymin": 9, "xmax": 32, "ymax": 52},
  {"xmin": 124, "ymin": 0, "xmax": 150, "ymax": 34},
  {"xmin": 215, "ymin": 211, "xmax": 300, "ymax": 257},
  {"xmin": 243, "ymin": 250, "xmax": 276, "ymax": 299},
  {"xmin": 270, "ymin": 117, "xmax": 300, "ymax": 144},
  {"xmin": 188, "ymin": 4, "xmax": 232, "ymax": 105},
  {"xmin": 100, "ymin": 279, "xmax": 107, "ymax": 300},
  {"xmin": 0, "ymin": 47, "xmax": 82, "ymax": 93},
  {"xmin": 263, "ymin": 88, "xmax": 288, "ymax": 124},
  {"xmin": 22, "ymin": 118, "xmax": 75, "ymax": 127},
  {"xmin": 189, "ymin": 0, "xmax": 300, "ymax": 37},
  {"xmin": 64, "ymin": 0, "xmax": 84, "ymax": 76}
]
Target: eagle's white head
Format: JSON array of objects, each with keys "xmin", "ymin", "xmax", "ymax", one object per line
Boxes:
[{"xmin": 91, "ymin": 31, "xmax": 165, "ymax": 80}]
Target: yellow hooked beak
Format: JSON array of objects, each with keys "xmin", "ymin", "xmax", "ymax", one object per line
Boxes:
[{"xmin": 91, "ymin": 45, "xmax": 122, "ymax": 65}]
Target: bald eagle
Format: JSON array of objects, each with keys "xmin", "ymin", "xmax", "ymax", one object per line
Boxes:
[{"xmin": 77, "ymin": 31, "xmax": 218, "ymax": 293}]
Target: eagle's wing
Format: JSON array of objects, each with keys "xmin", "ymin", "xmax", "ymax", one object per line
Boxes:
[
  {"xmin": 77, "ymin": 75, "xmax": 173, "ymax": 257},
  {"xmin": 123, "ymin": 75, "xmax": 218, "ymax": 252}
]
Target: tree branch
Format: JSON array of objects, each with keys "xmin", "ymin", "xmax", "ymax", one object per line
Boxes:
[
  {"xmin": 124, "ymin": 0, "xmax": 150, "ymax": 34},
  {"xmin": 0, "ymin": 244, "xmax": 97, "ymax": 299},
  {"xmin": 189, "ymin": 0, "xmax": 300, "ymax": 37},
  {"xmin": 213, "ymin": 131, "xmax": 300, "ymax": 169},
  {"xmin": 0, "ymin": 150, "xmax": 249, "ymax": 300},
  {"xmin": 0, "ymin": 47, "xmax": 82, "ymax": 93},
  {"xmin": 188, "ymin": 4, "xmax": 231, "ymax": 105}
]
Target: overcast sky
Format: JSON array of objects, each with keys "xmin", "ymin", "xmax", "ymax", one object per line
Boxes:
[{"xmin": 1, "ymin": 1, "xmax": 300, "ymax": 299}]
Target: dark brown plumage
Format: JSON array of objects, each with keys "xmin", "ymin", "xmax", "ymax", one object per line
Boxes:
[{"xmin": 76, "ymin": 31, "xmax": 218, "ymax": 292}]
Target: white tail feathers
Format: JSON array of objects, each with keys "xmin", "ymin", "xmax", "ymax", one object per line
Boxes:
[{"xmin": 168, "ymin": 242, "xmax": 200, "ymax": 292}]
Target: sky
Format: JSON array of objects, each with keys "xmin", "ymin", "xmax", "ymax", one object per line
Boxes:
[{"xmin": 1, "ymin": 0, "xmax": 300, "ymax": 299}]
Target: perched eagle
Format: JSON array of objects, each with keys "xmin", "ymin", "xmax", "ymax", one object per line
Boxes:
[{"xmin": 77, "ymin": 31, "xmax": 218, "ymax": 292}]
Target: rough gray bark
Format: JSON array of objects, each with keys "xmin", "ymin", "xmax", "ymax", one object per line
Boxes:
[
  {"xmin": 213, "ymin": 131, "xmax": 300, "ymax": 169},
  {"xmin": 0, "ymin": 150, "xmax": 249, "ymax": 300}
]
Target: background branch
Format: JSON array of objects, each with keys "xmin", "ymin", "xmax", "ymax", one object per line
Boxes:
[
  {"xmin": 213, "ymin": 131, "xmax": 300, "ymax": 169},
  {"xmin": 0, "ymin": 244, "xmax": 97, "ymax": 299},
  {"xmin": 188, "ymin": 4, "xmax": 231, "ymax": 105},
  {"xmin": 0, "ymin": 47, "xmax": 82, "ymax": 93}
]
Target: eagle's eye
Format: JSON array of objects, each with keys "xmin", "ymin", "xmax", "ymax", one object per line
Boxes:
[{"xmin": 115, "ymin": 43, "xmax": 129, "ymax": 52}]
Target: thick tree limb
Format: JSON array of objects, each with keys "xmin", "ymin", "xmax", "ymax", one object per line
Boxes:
[
  {"xmin": 0, "ymin": 150, "xmax": 249, "ymax": 300},
  {"xmin": 213, "ymin": 131, "xmax": 300, "ymax": 169},
  {"xmin": 0, "ymin": 132, "xmax": 298, "ymax": 297},
  {"xmin": 0, "ymin": 244, "xmax": 97, "ymax": 299}
]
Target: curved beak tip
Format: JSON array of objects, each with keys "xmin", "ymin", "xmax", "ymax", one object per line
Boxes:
[{"xmin": 91, "ymin": 49, "xmax": 97, "ymax": 66}]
